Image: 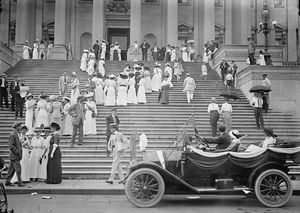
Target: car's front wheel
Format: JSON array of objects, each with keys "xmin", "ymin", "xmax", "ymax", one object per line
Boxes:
[
  {"xmin": 254, "ymin": 169, "xmax": 293, "ymax": 208},
  {"xmin": 125, "ymin": 168, "xmax": 165, "ymax": 208}
]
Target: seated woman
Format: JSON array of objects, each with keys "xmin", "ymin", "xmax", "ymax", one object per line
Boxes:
[{"xmin": 259, "ymin": 128, "xmax": 277, "ymax": 148}]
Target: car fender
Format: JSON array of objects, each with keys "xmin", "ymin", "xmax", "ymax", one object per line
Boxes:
[
  {"xmin": 247, "ymin": 162, "xmax": 288, "ymax": 188},
  {"xmin": 127, "ymin": 161, "xmax": 199, "ymax": 194}
]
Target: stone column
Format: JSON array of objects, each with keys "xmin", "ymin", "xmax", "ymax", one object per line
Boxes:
[
  {"xmin": 224, "ymin": 0, "xmax": 232, "ymax": 44},
  {"xmin": 193, "ymin": 0, "xmax": 204, "ymax": 54},
  {"xmin": 13, "ymin": 0, "xmax": 29, "ymax": 56},
  {"xmin": 203, "ymin": 0, "xmax": 215, "ymax": 43},
  {"xmin": 287, "ymin": 0, "xmax": 298, "ymax": 61},
  {"xmin": 92, "ymin": 0, "xmax": 105, "ymax": 43},
  {"xmin": 51, "ymin": 0, "xmax": 67, "ymax": 60},
  {"xmin": 130, "ymin": 0, "xmax": 141, "ymax": 44},
  {"xmin": 0, "ymin": 0, "xmax": 10, "ymax": 45},
  {"xmin": 166, "ymin": 0, "xmax": 178, "ymax": 46},
  {"xmin": 35, "ymin": 0, "xmax": 43, "ymax": 41}
]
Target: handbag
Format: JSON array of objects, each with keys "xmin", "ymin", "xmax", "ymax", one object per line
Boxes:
[{"xmin": 92, "ymin": 111, "xmax": 97, "ymax": 118}]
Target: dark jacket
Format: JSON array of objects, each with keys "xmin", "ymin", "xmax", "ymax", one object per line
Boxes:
[
  {"xmin": 204, "ymin": 132, "xmax": 232, "ymax": 150},
  {"xmin": 106, "ymin": 114, "xmax": 120, "ymax": 135},
  {"xmin": 9, "ymin": 130, "xmax": 22, "ymax": 161},
  {"xmin": 140, "ymin": 42, "xmax": 150, "ymax": 52},
  {"xmin": 0, "ymin": 78, "xmax": 9, "ymax": 91},
  {"xmin": 220, "ymin": 62, "xmax": 229, "ymax": 72},
  {"xmin": 14, "ymin": 84, "xmax": 23, "ymax": 103},
  {"xmin": 10, "ymin": 81, "xmax": 17, "ymax": 95}
]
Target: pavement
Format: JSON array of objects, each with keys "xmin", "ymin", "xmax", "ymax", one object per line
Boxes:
[{"xmin": 2, "ymin": 180, "xmax": 300, "ymax": 195}]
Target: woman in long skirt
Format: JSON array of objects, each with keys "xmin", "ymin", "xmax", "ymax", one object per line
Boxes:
[
  {"xmin": 104, "ymin": 75, "xmax": 117, "ymax": 106},
  {"xmin": 151, "ymin": 64, "xmax": 162, "ymax": 92},
  {"xmin": 86, "ymin": 56, "xmax": 95, "ymax": 76},
  {"xmin": 29, "ymin": 127, "xmax": 44, "ymax": 181},
  {"xmin": 144, "ymin": 70, "xmax": 152, "ymax": 93},
  {"xmin": 93, "ymin": 74, "xmax": 105, "ymax": 105},
  {"xmin": 25, "ymin": 94, "xmax": 36, "ymax": 131},
  {"xmin": 49, "ymin": 95, "xmax": 63, "ymax": 127},
  {"xmin": 35, "ymin": 94, "xmax": 50, "ymax": 127},
  {"xmin": 23, "ymin": 41, "xmax": 31, "ymax": 59},
  {"xmin": 181, "ymin": 44, "xmax": 188, "ymax": 62},
  {"xmin": 84, "ymin": 94, "xmax": 97, "ymax": 135},
  {"xmin": 137, "ymin": 75, "xmax": 147, "ymax": 104},
  {"xmin": 127, "ymin": 73, "xmax": 137, "ymax": 104},
  {"xmin": 47, "ymin": 122, "xmax": 62, "ymax": 184},
  {"xmin": 173, "ymin": 60, "xmax": 182, "ymax": 81},
  {"xmin": 39, "ymin": 127, "xmax": 52, "ymax": 181},
  {"xmin": 220, "ymin": 98, "xmax": 232, "ymax": 133},
  {"xmin": 80, "ymin": 50, "xmax": 88, "ymax": 71},
  {"xmin": 62, "ymin": 97, "xmax": 72, "ymax": 135},
  {"xmin": 116, "ymin": 74, "xmax": 129, "ymax": 106},
  {"xmin": 32, "ymin": 40, "xmax": 39, "ymax": 59},
  {"xmin": 207, "ymin": 97, "xmax": 220, "ymax": 137},
  {"xmin": 159, "ymin": 76, "xmax": 171, "ymax": 104},
  {"xmin": 69, "ymin": 72, "xmax": 80, "ymax": 105},
  {"xmin": 98, "ymin": 58, "xmax": 106, "ymax": 77}
]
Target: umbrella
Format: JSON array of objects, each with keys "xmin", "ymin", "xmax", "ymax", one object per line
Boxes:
[
  {"xmin": 220, "ymin": 91, "xmax": 240, "ymax": 100},
  {"xmin": 249, "ymin": 85, "xmax": 272, "ymax": 93},
  {"xmin": 187, "ymin": 40, "xmax": 195, "ymax": 43}
]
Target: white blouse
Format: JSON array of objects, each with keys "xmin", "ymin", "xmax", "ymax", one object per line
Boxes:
[
  {"xmin": 207, "ymin": 103, "xmax": 219, "ymax": 113},
  {"xmin": 220, "ymin": 102, "xmax": 232, "ymax": 113}
]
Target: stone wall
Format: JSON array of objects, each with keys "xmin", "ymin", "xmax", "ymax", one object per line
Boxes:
[
  {"xmin": 0, "ymin": 42, "xmax": 22, "ymax": 74},
  {"xmin": 237, "ymin": 65, "xmax": 300, "ymax": 117}
]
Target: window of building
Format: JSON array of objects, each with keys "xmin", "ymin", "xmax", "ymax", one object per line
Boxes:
[
  {"xmin": 274, "ymin": 0, "xmax": 284, "ymax": 8},
  {"xmin": 214, "ymin": 0, "xmax": 223, "ymax": 7},
  {"xmin": 143, "ymin": 0, "xmax": 160, "ymax": 4},
  {"xmin": 274, "ymin": 25, "xmax": 287, "ymax": 45}
]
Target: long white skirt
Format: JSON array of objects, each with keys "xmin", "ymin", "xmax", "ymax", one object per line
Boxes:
[
  {"xmin": 23, "ymin": 49, "xmax": 29, "ymax": 59},
  {"xmin": 35, "ymin": 109, "xmax": 49, "ymax": 128},
  {"xmin": 86, "ymin": 63, "xmax": 95, "ymax": 76},
  {"xmin": 104, "ymin": 87, "xmax": 116, "ymax": 106},
  {"xmin": 116, "ymin": 86, "xmax": 128, "ymax": 106},
  {"xmin": 84, "ymin": 110, "xmax": 97, "ymax": 135},
  {"xmin": 25, "ymin": 109, "xmax": 34, "ymax": 131},
  {"xmin": 94, "ymin": 86, "xmax": 104, "ymax": 105},
  {"xmin": 127, "ymin": 85, "xmax": 137, "ymax": 104},
  {"xmin": 62, "ymin": 114, "xmax": 73, "ymax": 135},
  {"xmin": 29, "ymin": 148, "xmax": 43, "ymax": 179},
  {"xmin": 137, "ymin": 85, "xmax": 147, "ymax": 103},
  {"xmin": 11, "ymin": 148, "xmax": 31, "ymax": 183},
  {"xmin": 71, "ymin": 87, "xmax": 80, "ymax": 105},
  {"xmin": 80, "ymin": 59, "xmax": 87, "ymax": 71},
  {"xmin": 32, "ymin": 48, "xmax": 39, "ymax": 59},
  {"xmin": 151, "ymin": 74, "xmax": 161, "ymax": 92}
]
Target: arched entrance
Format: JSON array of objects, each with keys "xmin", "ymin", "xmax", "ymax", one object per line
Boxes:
[
  {"xmin": 80, "ymin": 32, "xmax": 92, "ymax": 56},
  {"xmin": 144, "ymin": 33, "xmax": 157, "ymax": 48}
]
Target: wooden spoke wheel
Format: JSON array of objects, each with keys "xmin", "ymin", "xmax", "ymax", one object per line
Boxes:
[
  {"xmin": 125, "ymin": 168, "xmax": 165, "ymax": 208},
  {"xmin": 254, "ymin": 169, "xmax": 293, "ymax": 208},
  {"xmin": 0, "ymin": 183, "xmax": 8, "ymax": 213}
]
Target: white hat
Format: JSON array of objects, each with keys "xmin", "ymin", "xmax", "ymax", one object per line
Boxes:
[
  {"xmin": 229, "ymin": 130, "xmax": 241, "ymax": 139},
  {"xmin": 85, "ymin": 93, "xmax": 94, "ymax": 98},
  {"xmin": 49, "ymin": 95, "xmax": 58, "ymax": 101},
  {"xmin": 26, "ymin": 130, "xmax": 35, "ymax": 136}
]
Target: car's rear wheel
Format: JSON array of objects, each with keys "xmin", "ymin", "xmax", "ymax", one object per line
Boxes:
[
  {"xmin": 254, "ymin": 169, "xmax": 293, "ymax": 208},
  {"xmin": 125, "ymin": 168, "xmax": 165, "ymax": 208}
]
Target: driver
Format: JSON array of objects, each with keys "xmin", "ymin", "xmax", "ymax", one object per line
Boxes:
[{"xmin": 201, "ymin": 125, "xmax": 232, "ymax": 150}]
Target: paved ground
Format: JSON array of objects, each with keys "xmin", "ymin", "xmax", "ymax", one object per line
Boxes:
[
  {"xmin": 6, "ymin": 194, "xmax": 300, "ymax": 213},
  {"xmin": 2, "ymin": 180, "xmax": 300, "ymax": 195}
]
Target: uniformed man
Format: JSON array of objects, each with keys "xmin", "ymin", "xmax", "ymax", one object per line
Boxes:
[{"xmin": 105, "ymin": 123, "xmax": 129, "ymax": 184}]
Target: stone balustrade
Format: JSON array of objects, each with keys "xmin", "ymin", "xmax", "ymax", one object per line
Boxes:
[{"xmin": 0, "ymin": 41, "xmax": 22, "ymax": 74}]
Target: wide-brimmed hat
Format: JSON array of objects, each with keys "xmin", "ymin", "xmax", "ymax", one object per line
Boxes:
[
  {"xmin": 77, "ymin": 95, "xmax": 85, "ymax": 101},
  {"xmin": 85, "ymin": 93, "xmax": 94, "ymax": 98},
  {"xmin": 63, "ymin": 97, "xmax": 71, "ymax": 102},
  {"xmin": 102, "ymin": 39, "xmax": 106, "ymax": 42},
  {"xmin": 26, "ymin": 130, "xmax": 35, "ymax": 136},
  {"xmin": 26, "ymin": 93, "xmax": 34, "ymax": 99},
  {"xmin": 43, "ymin": 126, "xmax": 52, "ymax": 132},
  {"xmin": 125, "ymin": 62, "xmax": 130, "ymax": 67},
  {"xmin": 33, "ymin": 127, "xmax": 43, "ymax": 132},
  {"xmin": 115, "ymin": 42, "xmax": 119, "ymax": 45},
  {"xmin": 120, "ymin": 73, "xmax": 128, "ymax": 79},
  {"xmin": 83, "ymin": 49, "xmax": 89, "ymax": 53},
  {"xmin": 85, "ymin": 84, "xmax": 90, "ymax": 88},
  {"xmin": 229, "ymin": 130, "xmax": 242, "ymax": 139},
  {"xmin": 185, "ymin": 73, "xmax": 190, "ymax": 76},
  {"xmin": 264, "ymin": 128, "xmax": 277, "ymax": 137},
  {"xmin": 109, "ymin": 74, "xmax": 116, "ymax": 79},
  {"xmin": 50, "ymin": 122, "xmax": 60, "ymax": 131},
  {"xmin": 165, "ymin": 63, "xmax": 171, "ymax": 66},
  {"xmin": 49, "ymin": 95, "xmax": 58, "ymax": 101},
  {"xmin": 71, "ymin": 71, "xmax": 77, "ymax": 76},
  {"xmin": 12, "ymin": 122, "xmax": 22, "ymax": 129},
  {"xmin": 21, "ymin": 125, "xmax": 28, "ymax": 131},
  {"xmin": 138, "ymin": 62, "xmax": 144, "ymax": 66}
]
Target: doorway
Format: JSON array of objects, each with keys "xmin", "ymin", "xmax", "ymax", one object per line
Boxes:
[{"xmin": 107, "ymin": 28, "xmax": 130, "ymax": 60}]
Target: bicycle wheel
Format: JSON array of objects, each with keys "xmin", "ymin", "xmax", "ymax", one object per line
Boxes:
[{"xmin": 0, "ymin": 183, "xmax": 8, "ymax": 213}]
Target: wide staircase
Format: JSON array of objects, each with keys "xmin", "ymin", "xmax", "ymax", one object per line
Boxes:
[{"xmin": 1, "ymin": 60, "xmax": 300, "ymax": 179}]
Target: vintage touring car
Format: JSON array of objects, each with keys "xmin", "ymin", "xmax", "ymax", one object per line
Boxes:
[{"xmin": 124, "ymin": 132, "xmax": 300, "ymax": 208}]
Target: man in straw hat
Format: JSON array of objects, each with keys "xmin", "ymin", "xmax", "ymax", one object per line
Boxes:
[
  {"xmin": 68, "ymin": 96, "xmax": 86, "ymax": 147},
  {"xmin": 105, "ymin": 123, "xmax": 129, "ymax": 184},
  {"xmin": 5, "ymin": 122, "xmax": 26, "ymax": 187},
  {"xmin": 0, "ymin": 73, "xmax": 9, "ymax": 110}
]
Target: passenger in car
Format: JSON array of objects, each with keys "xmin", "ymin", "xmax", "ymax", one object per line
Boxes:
[{"xmin": 202, "ymin": 125, "xmax": 232, "ymax": 150}]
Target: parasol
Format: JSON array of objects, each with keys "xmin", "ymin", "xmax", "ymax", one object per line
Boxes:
[
  {"xmin": 249, "ymin": 85, "xmax": 272, "ymax": 93},
  {"xmin": 219, "ymin": 91, "xmax": 240, "ymax": 100}
]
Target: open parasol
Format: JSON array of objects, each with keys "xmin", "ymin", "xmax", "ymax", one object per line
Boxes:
[
  {"xmin": 249, "ymin": 85, "xmax": 272, "ymax": 93},
  {"xmin": 219, "ymin": 91, "xmax": 240, "ymax": 100}
]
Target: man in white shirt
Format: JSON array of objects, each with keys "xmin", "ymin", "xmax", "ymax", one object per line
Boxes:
[
  {"xmin": 220, "ymin": 98, "xmax": 233, "ymax": 133},
  {"xmin": 262, "ymin": 73, "xmax": 271, "ymax": 113},
  {"xmin": 207, "ymin": 97, "xmax": 220, "ymax": 137},
  {"xmin": 183, "ymin": 73, "xmax": 196, "ymax": 104},
  {"xmin": 250, "ymin": 93, "xmax": 264, "ymax": 129}
]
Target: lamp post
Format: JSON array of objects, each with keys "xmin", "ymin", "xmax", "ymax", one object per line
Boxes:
[{"xmin": 258, "ymin": 2, "xmax": 277, "ymax": 65}]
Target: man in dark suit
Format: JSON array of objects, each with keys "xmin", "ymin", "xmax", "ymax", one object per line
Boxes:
[
  {"xmin": 219, "ymin": 58, "xmax": 229, "ymax": 82},
  {"xmin": 14, "ymin": 79, "xmax": 25, "ymax": 119},
  {"xmin": 106, "ymin": 108, "xmax": 120, "ymax": 155},
  {"xmin": 68, "ymin": 96, "xmax": 86, "ymax": 147},
  {"xmin": 93, "ymin": 40, "xmax": 100, "ymax": 60},
  {"xmin": 5, "ymin": 122, "xmax": 25, "ymax": 187},
  {"xmin": 9, "ymin": 74, "xmax": 18, "ymax": 112},
  {"xmin": 0, "ymin": 74, "xmax": 9, "ymax": 109},
  {"xmin": 202, "ymin": 125, "xmax": 232, "ymax": 150},
  {"xmin": 140, "ymin": 40, "xmax": 150, "ymax": 61}
]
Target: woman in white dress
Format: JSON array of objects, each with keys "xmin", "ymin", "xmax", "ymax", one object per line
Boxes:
[
  {"xmin": 39, "ymin": 41, "xmax": 46, "ymax": 59},
  {"xmin": 62, "ymin": 97, "xmax": 72, "ymax": 135},
  {"xmin": 88, "ymin": 49, "xmax": 95, "ymax": 60},
  {"xmin": 181, "ymin": 44, "xmax": 188, "ymax": 62},
  {"xmin": 116, "ymin": 74, "xmax": 129, "ymax": 106},
  {"xmin": 23, "ymin": 41, "xmax": 31, "ymax": 59},
  {"xmin": 171, "ymin": 46, "xmax": 177, "ymax": 62},
  {"xmin": 69, "ymin": 72, "xmax": 80, "ymax": 105},
  {"xmin": 39, "ymin": 127, "xmax": 52, "ymax": 181},
  {"xmin": 80, "ymin": 49, "xmax": 88, "ymax": 71},
  {"xmin": 25, "ymin": 93, "xmax": 36, "ymax": 131},
  {"xmin": 46, "ymin": 42, "xmax": 53, "ymax": 60},
  {"xmin": 202, "ymin": 63, "xmax": 208, "ymax": 80},
  {"xmin": 137, "ymin": 75, "xmax": 147, "ymax": 104},
  {"xmin": 100, "ymin": 40, "xmax": 107, "ymax": 59},
  {"xmin": 35, "ymin": 94, "xmax": 50, "ymax": 127},
  {"xmin": 32, "ymin": 40, "xmax": 39, "ymax": 59},
  {"xmin": 104, "ymin": 75, "xmax": 117, "ymax": 106},
  {"xmin": 86, "ymin": 56, "xmax": 95, "ymax": 76},
  {"xmin": 98, "ymin": 58, "xmax": 106, "ymax": 77},
  {"xmin": 151, "ymin": 64, "xmax": 162, "ymax": 92},
  {"xmin": 257, "ymin": 50, "xmax": 266, "ymax": 65},
  {"xmin": 143, "ymin": 69, "xmax": 152, "ymax": 94},
  {"xmin": 11, "ymin": 127, "xmax": 34, "ymax": 183},
  {"xmin": 49, "ymin": 95, "xmax": 63, "ymax": 127},
  {"xmin": 29, "ymin": 127, "xmax": 44, "ymax": 181},
  {"xmin": 127, "ymin": 73, "xmax": 137, "ymax": 104},
  {"xmin": 173, "ymin": 60, "xmax": 182, "ymax": 81},
  {"xmin": 84, "ymin": 94, "xmax": 97, "ymax": 135},
  {"xmin": 93, "ymin": 74, "xmax": 105, "ymax": 105}
]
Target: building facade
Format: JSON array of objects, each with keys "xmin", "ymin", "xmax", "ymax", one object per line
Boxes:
[{"xmin": 0, "ymin": 0, "xmax": 299, "ymax": 61}]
